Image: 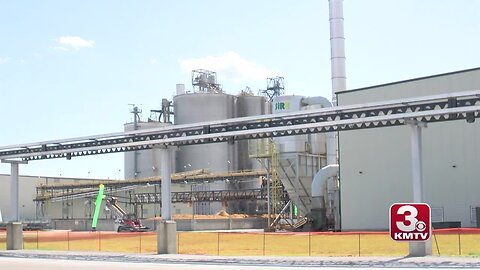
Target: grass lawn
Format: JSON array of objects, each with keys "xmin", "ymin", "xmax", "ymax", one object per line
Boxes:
[{"xmin": 1, "ymin": 230, "xmax": 478, "ymax": 256}]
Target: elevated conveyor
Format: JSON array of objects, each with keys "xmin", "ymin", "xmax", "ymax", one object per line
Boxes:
[{"xmin": 1, "ymin": 90, "xmax": 479, "ymax": 161}]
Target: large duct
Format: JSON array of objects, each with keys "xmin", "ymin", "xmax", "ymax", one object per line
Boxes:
[
  {"xmin": 302, "ymin": 97, "xmax": 336, "ymax": 165},
  {"xmin": 310, "ymin": 164, "xmax": 339, "ymax": 230},
  {"xmin": 329, "ymin": 0, "xmax": 346, "ymax": 105}
]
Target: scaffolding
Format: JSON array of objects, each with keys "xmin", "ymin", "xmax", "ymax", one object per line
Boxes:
[
  {"xmin": 249, "ymin": 136, "xmax": 325, "ymax": 230},
  {"xmin": 248, "ymin": 138, "xmax": 291, "ymax": 229},
  {"xmin": 270, "ymin": 140, "xmax": 281, "ymax": 221}
]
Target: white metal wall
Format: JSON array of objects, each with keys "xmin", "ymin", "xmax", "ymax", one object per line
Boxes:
[
  {"xmin": 0, "ymin": 175, "xmax": 99, "ymax": 221},
  {"xmin": 0, "ymin": 174, "xmax": 40, "ymax": 221},
  {"xmin": 0, "ymin": 175, "xmax": 194, "ymax": 222},
  {"xmin": 337, "ymin": 68, "xmax": 480, "ymax": 230}
]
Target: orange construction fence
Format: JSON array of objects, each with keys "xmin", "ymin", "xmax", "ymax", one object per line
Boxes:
[{"xmin": 0, "ymin": 228, "xmax": 478, "ymax": 256}]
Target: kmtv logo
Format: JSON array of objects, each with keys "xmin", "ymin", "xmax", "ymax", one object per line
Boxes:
[{"xmin": 390, "ymin": 203, "xmax": 431, "ymax": 241}]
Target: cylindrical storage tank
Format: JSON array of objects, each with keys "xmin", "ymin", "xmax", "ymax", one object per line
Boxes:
[
  {"xmin": 231, "ymin": 95, "xmax": 268, "ymax": 214},
  {"xmin": 174, "ymin": 93, "xmax": 236, "ymax": 173},
  {"xmin": 176, "ymin": 84, "xmax": 185, "ymax": 95},
  {"xmin": 302, "ymin": 104, "xmax": 327, "ymax": 155},
  {"xmin": 236, "ymin": 95, "xmax": 267, "ymax": 171},
  {"xmin": 272, "ymin": 95, "xmax": 307, "ymax": 153},
  {"xmin": 124, "ymin": 121, "xmax": 175, "ymax": 179}
]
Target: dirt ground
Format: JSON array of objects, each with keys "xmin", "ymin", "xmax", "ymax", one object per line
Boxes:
[{"xmin": 147, "ymin": 210, "xmax": 267, "ymax": 220}]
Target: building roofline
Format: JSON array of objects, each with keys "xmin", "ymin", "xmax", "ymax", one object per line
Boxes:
[
  {"xmin": 0, "ymin": 173, "xmax": 110, "ymax": 182},
  {"xmin": 337, "ymin": 67, "xmax": 480, "ymax": 95}
]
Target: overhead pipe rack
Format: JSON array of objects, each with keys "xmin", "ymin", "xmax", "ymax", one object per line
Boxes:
[{"xmin": 0, "ymin": 90, "xmax": 479, "ymax": 161}]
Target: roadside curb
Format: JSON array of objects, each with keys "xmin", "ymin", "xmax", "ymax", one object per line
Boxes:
[{"xmin": 1, "ymin": 250, "xmax": 479, "ymax": 268}]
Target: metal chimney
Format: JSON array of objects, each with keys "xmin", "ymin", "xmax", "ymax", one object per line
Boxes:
[{"xmin": 329, "ymin": 0, "xmax": 346, "ymax": 105}]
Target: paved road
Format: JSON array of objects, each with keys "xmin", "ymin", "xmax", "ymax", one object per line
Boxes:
[
  {"xmin": 1, "ymin": 250, "xmax": 480, "ymax": 269},
  {"xmin": 5, "ymin": 257, "xmax": 477, "ymax": 270}
]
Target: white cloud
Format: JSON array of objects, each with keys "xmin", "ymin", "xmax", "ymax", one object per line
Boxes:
[
  {"xmin": 150, "ymin": 58, "xmax": 158, "ymax": 64},
  {"xmin": 180, "ymin": 51, "xmax": 280, "ymax": 82},
  {"xmin": 54, "ymin": 36, "xmax": 95, "ymax": 50},
  {"xmin": 0, "ymin": 57, "xmax": 10, "ymax": 64},
  {"xmin": 52, "ymin": 46, "xmax": 68, "ymax": 51}
]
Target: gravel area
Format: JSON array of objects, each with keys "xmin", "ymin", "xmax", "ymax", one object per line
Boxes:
[{"xmin": 0, "ymin": 250, "xmax": 479, "ymax": 268}]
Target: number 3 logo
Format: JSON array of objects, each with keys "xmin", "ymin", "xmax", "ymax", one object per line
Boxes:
[{"xmin": 396, "ymin": 205, "xmax": 418, "ymax": 232}]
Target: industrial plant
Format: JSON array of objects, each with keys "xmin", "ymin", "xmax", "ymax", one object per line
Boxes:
[
  {"xmin": 0, "ymin": 0, "xmax": 479, "ymax": 240},
  {"xmin": 10, "ymin": 69, "xmax": 336, "ymax": 232},
  {"xmin": 1, "ymin": 66, "xmax": 480, "ymax": 234}
]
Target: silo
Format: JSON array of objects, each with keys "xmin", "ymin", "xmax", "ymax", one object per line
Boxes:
[
  {"xmin": 272, "ymin": 95, "xmax": 307, "ymax": 152},
  {"xmin": 124, "ymin": 121, "xmax": 174, "ymax": 179},
  {"xmin": 234, "ymin": 95, "xmax": 269, "ymax": 214},
  {"xmin": 236, "ymin": 95, "xmax": 268, "ymax": 171},
  {"xmin": 174, "ymin": 92, "xmax": 236, "ymax": 215},
  {"xmin": 174, "ymin": 93, "xmax": 236, "ymax": 173}
]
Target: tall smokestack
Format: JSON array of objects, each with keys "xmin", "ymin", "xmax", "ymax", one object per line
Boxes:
[{"xmin": 329, "ymin": 0, "xmax": 346, "ymax": 105}]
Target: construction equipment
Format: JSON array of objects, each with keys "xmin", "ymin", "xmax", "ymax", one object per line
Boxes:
[{"xmin": 105, "ymin": 197, "xmax": 149, "ymax": 232}]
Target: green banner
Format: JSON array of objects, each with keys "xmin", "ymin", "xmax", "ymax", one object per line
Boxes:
[{"xmin": 91, "ymin": 184, "xmax": 105, "ymax": 230}]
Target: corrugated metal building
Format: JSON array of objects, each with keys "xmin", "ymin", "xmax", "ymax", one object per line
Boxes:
[
  {"xmin": 0, "ymin": 175, "xmax": 103, "ymax": 221},
  {"xmin": 338, "ymin": 67, "xmax": 480, "ymax": 230},
  {"xmin": 0, "ymin": 174, "xmax": 192, "ymax": 224}
]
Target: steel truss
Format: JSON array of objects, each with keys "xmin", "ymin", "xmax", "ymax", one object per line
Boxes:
[
  {"xmin": 133, "ymin": 188, "xmax": 287, "ymax": 204},
  {"xmin": 35, "ymin": 170, "xmax": 269, "ymax": 202},
  {"xmin": 1, "ymin": 90, "xmax": 479, "ymax": 161}
]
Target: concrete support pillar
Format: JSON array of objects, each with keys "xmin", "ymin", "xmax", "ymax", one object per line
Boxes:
[
  {"xmin": 408, "ymin": 121, "xmax": 432, "ymax": 257},
  {"xmin": 6, "ymin": 222, "xmax": 23, "ymax": 250},
  {"xmin": 1, "ymin": 160, "xmax": 27, "ymax": 222},
  {"xmin": 410, "ymin": 238, "xmax": 432, "ymax": 257},
  {"xmin": 157, "ymin": 220, "xmax": 177, "ymax": 254},
  {"xmin": 410, "ymin": 123, "xmax": 425, "ymax": 203},
  {"xmin": 157, "ymin": 147, "xmax": 177, "ymax": 254},
  {"xmin": 2, "ymin": 160, "xmax": 27, "ymax": 251},
  {"xmin": 10, "ymin": 163, "xmax": 19, "ymax": 222},
  {"xmin": 160, "ymin": 147, "xmax": 172, "ymax": 220}
]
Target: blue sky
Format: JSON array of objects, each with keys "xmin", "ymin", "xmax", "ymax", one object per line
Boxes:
[{"xmin": 1, "ymin": 0, "xmax": 479, "ymax": 179}]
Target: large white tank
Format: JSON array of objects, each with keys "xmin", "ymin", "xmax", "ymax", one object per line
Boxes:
[
  {"xmin": 302, "ymin": 104, "xmax": 327, "ymax": 155},
  {"xmin": 174, "ymin": 93, "xmax": 236, "ymax": 173},
  {"xmin": 272, "ymin": 95, "xmax": 307, "ymax": 153},
  {"xmin": 124, "ymin": 121, "xmax": 175, "ymax": 179},
  {"xmin": 236, "ymin": 95, "xmax": 268, "ymax": 171}
]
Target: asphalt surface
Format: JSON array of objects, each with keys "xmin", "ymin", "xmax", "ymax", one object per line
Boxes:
[{"xmin": 0, "ymin": 250, "xmax": 479, "ymax": 268}]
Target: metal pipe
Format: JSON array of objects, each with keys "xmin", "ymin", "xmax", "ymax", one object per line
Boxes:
[
  {"xmin": 329, "ymin": 0, "xmax": 347, "ymax": 104},
  {"xmin": 133, "ymin": 109, "xmax": 139, "ymax": 178},
  {"xmin": 311, "ymin": 164, "xmax": 339, "ymax": 209},
  {"xmin": 266, "ymin": 159, "xmax": 271, "ymax": 229}
]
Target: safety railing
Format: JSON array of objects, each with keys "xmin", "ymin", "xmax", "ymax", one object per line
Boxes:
[{"xmin": 0, "ymin": 228, "xmax": 479, "ymax": 256}]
